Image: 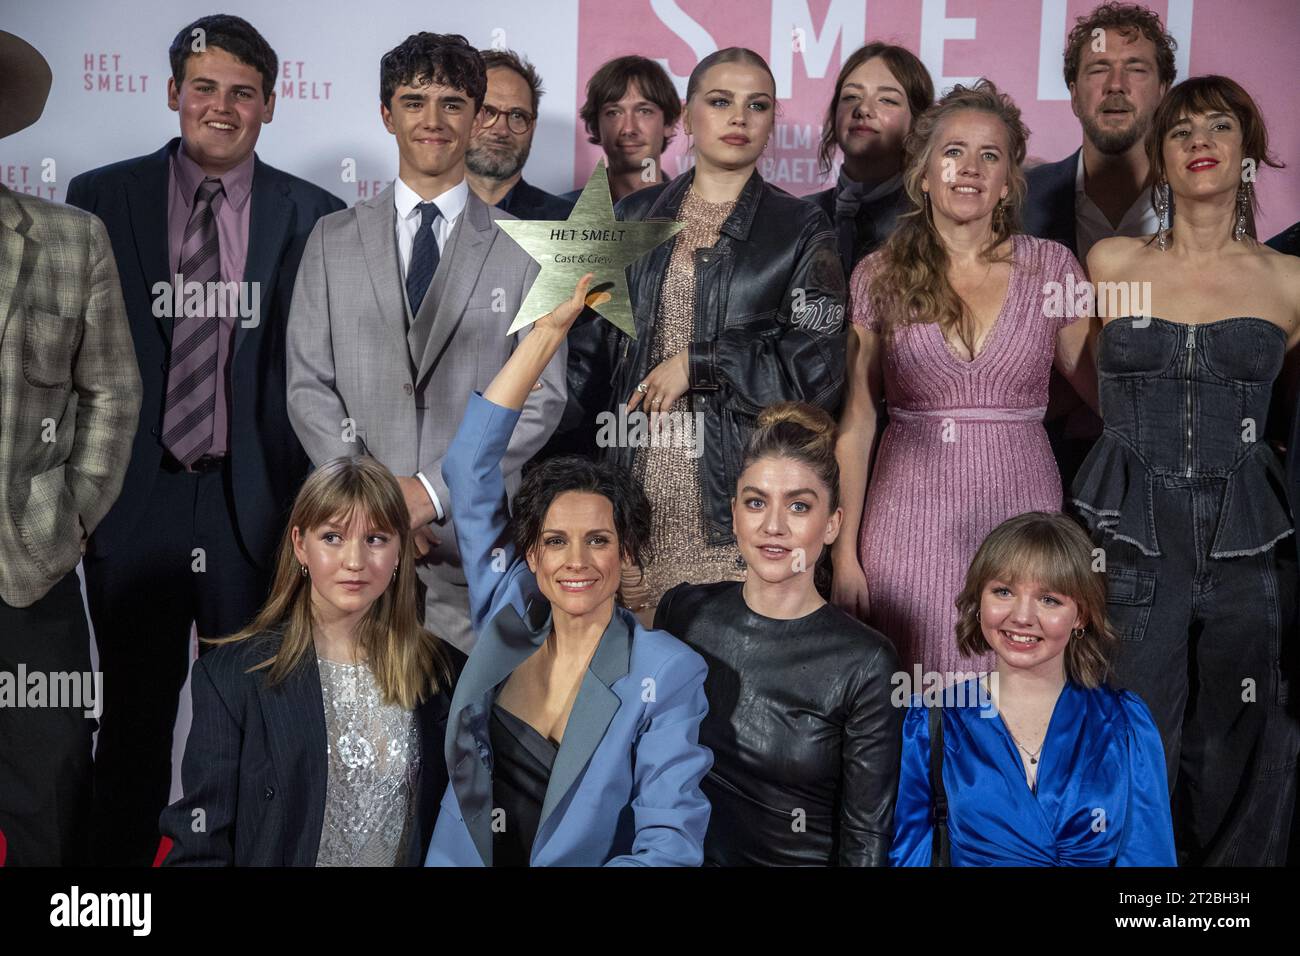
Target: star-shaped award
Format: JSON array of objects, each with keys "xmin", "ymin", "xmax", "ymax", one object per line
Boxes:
[{"xmin": 497, "ymin": 159, "xmax": 683, "ymax": 338}]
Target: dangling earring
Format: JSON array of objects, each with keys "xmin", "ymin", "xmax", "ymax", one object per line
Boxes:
[
  {"xmin": 1154, "ymin": 181, "xmax": 1172, "ymax": 250},
  {"xmin": 993, "ymin": 198, "xmax": 1005, "ymax": 233},
  {"xmin": 923, "ymin": 190, "xmax": 934, "ymax": 226},
  {"xmin": 1233, "ymin": 181, "xmax": 1251, "ymax": 241},
  {"xmin": 391, "ymin": 567, "xmax": 398, "ymax": 583},
  {"xmin": 299, "ymin": 564, "xmax": 308, "ymax": 578}
]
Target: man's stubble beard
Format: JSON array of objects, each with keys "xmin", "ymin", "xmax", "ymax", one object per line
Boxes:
[
  {"xmin": 1081, "ymin": 108, "xmax": 1154, "ymax": 156},
  {"xmin": 466, "ymin": 137, "xmax": 531, "ymax": 180}
]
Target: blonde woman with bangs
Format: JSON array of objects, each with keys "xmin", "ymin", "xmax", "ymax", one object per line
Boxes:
[
  {"xmin": 159, "ymin": 456, "xmax": 463, "ymax": 866},
  {"xmin": 890, "ymin": 512, "xmax": 1174, "ymax": 866}
]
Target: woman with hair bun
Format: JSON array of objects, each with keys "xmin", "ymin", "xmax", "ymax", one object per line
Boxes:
[{"xmin": 656, "ymin": 401, "xmax": 902, "ymax": 866}]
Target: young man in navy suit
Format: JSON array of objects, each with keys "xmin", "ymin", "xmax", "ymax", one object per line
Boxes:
[
  {"xmin": 66, "ymin": 14, "xmax": 344, "ymax": 866},
  {"xmin": 1022, "ymin": 2, "xmax": 1176, "ymax": 489}
]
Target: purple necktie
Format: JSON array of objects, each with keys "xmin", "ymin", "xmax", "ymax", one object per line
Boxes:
[{"xmin": 162, "ymin": 177, "xmax": 224, "ymax": 466}]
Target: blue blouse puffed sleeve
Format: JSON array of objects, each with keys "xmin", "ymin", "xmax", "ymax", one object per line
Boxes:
[
  {"xmin": 889, "ymin": 700, "xmax": 936, "ymax": 867},
  {"xmin": 1114, "ymin": 690, "xmax": 1177, "ymax": 866}
]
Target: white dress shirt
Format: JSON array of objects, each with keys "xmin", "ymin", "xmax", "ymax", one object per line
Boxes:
[
  {"xmin": 1074, "ymin": 151, "xmax": 1160, "ymax": 263},
  {"xmin": 393, "ymin": 176, "xmax": 470, "ymax": 523}
]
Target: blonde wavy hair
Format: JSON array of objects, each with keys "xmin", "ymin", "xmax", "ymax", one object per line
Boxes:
[
  {"xmin": 208, "ymin": 456, "xmax": 453, "ymax": 710},
  {"xmin": 867, "ymin": 79, "xmax": 1029, "ymax": 356}
]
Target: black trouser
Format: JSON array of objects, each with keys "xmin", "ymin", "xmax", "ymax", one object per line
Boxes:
[
  {"xmin": 83, "ymin": 461, "xmax": 268, "ymax": 866},
  {"xmin": 0, "ymin": 570, "xmax": 95, "ymax": 866},
  {"xmin": 1101, "ymin": 475, "xmax": 1300, "ymax": 866}
]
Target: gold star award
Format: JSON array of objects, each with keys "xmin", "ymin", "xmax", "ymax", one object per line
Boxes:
[{"xmin": 496, "ymin": 159, "xmax": 683, "ymax": 338}]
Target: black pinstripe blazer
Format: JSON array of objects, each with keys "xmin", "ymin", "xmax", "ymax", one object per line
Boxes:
[{"xmin": 159, "ymin": 631, "xmax": 462, "ymax": 866}]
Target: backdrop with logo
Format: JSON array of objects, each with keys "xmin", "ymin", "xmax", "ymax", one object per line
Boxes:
[{"xmin": 4, "ymin": 0, "xmax": 1299, "ymax": 238}]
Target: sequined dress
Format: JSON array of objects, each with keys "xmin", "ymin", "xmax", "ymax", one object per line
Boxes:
[
  {"xmin": 315, "ymin": 657, "xmax": 421, "ymax": 866},
  {"xmin": 624, "ymin": 188, "xmax": 746, "ymax": 612},
  {"xmin": 850, "ymin": 236, "xmax": 1087, "ymax": 676}
]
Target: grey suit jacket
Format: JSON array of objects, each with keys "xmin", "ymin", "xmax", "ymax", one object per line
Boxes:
[
  {"xmin": 286, "ymin": 183, "xmax": 565, "ymax": 651},
  {"xmin": 0, "ymin": 185, "xmax": 142, "ymax": 607}
]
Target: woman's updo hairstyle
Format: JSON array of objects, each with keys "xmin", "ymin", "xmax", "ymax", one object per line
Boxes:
[{"xmin": 739, "ymin": 401, "xmax": 841, "ymax": 512}]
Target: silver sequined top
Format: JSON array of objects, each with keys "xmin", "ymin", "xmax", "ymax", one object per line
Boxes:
[{"xmin": 315, "ymin": 657, "xmax": 421, "ymax": 867}]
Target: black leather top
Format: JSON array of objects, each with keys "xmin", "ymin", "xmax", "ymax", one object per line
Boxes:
[{"xmin": 656, "ymin": 580, "xmax": 902, "ymax": 866}]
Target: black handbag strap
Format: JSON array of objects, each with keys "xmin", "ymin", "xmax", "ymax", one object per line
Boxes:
[{"xmin": 928, "ymin": 705, "xmax": 951, "ymax": 867}]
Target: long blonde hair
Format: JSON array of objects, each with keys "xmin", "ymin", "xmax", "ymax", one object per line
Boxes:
[
  {"xmin": 868, "ymin": 79, "xmax": 1029, "ymax": 355},
  {"xmin": 209, "ymin": 456, "xmax": 453, "ymax": 710}
]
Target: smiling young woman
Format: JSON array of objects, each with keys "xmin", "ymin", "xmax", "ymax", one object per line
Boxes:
[{"xmin": 890, "ymin": 511, "xmax": 1175, "ymax": 867}]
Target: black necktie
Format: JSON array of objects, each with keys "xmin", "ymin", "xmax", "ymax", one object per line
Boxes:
[{"xmin": 406, "ymin": 200, "xmax": 443, "ymax": 317}]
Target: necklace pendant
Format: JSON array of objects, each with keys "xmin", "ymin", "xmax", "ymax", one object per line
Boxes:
[{"xmin": 1030, "ymin": 756, "xmax": 1037, "ymax": 764}]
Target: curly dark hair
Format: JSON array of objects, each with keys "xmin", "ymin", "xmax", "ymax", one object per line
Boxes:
[
  {"xmin": 169, "ymin": 14, "xmax": 278, "ymax": 101},
  {"xmin": 1063, "ymin": 2, "xmax": 1177, "ymax": 88},
  {"xmin": 511, "ymin": 456, "xmax": 653, "ymax": 574},
  {"xmin": 380, "ymin": 32, "xmax": 486, "ymax": 111}
]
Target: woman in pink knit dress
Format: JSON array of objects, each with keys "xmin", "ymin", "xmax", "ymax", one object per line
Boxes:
[{"xmin": 833, "ymin": 81, "xmax": 1097, "ymax": 677}]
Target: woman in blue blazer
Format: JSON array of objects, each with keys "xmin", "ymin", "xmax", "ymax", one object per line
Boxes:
[{"xmin": 425, "ymin": 275, "xmax": 712, "ymax": 867}]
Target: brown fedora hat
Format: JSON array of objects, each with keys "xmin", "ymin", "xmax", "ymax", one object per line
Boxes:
[{"xmin": 0, "ymin": 31, "xmax": 53, "ymax": 139}]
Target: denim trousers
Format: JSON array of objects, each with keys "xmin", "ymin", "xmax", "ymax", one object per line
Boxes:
[{"xmin": 1101, "ymin": 474, "xmax": 1300, "ymax": 866}]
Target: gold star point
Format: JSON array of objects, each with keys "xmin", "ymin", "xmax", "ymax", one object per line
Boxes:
[{"xmin": 496, "ymin": 159, "xmax": 682, "ymax": 338}]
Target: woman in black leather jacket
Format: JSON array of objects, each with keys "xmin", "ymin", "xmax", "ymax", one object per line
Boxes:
[
  {"xmin": 656, "ymin": 401, "xmax": 901, "ymax": 866},
  {"xmin": 569, "ymin": 47, "xmax": 847, "ymax": 626}
]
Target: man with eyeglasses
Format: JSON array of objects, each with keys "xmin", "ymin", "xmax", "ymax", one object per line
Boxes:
[{"xmin": 466, "ymin": 49, "xmax": 573, "ymax": 220}]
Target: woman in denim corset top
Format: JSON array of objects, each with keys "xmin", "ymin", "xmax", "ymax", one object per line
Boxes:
[{"xmin": 1075, "ymin": 76, "xmax": 1300, "ymax": 866}]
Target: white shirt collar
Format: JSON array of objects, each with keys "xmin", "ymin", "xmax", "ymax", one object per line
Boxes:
[{"xmin": 394, "ymin": 176, "xmax": 469, "ymax": 223}]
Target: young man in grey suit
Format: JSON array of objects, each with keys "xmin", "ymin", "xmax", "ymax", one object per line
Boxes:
[
  {"xmin": 0, "ymin": 31, "xmax": 142, "ymax": 865},
  {"xmin": 287, "ymin": 33, "xmax": 565, "ymax": 653}
]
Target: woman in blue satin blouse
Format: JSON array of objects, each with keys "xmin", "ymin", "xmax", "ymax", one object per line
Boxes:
[
  {"xmin": 891, "ymin": 512, "xmax": 1175, "ymax": 867},
  {"xmin": 424, "ymin": 275, "xmax": 712, "ymax": 867}
]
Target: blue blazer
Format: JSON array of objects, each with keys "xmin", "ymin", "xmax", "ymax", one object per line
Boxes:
[
  {"xmin": 1023, "ymin": 149, "xmax": 1080, "ymax": 257},
  {"xmin": 425, "ymin": 393, "xmax": 712, "ymax": 866}
]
